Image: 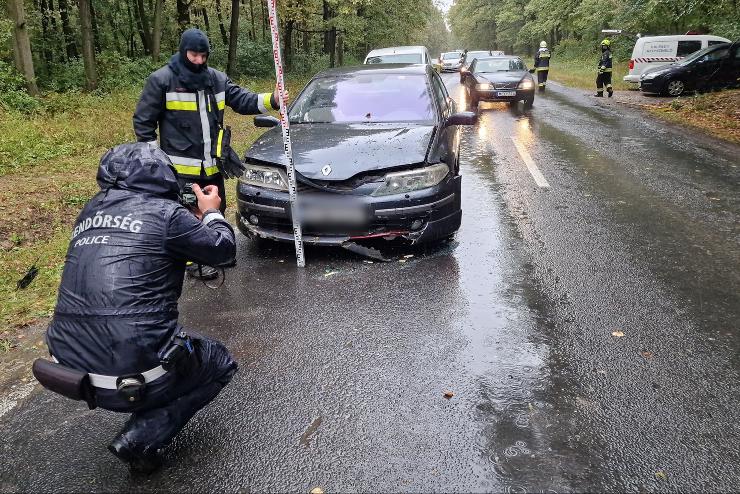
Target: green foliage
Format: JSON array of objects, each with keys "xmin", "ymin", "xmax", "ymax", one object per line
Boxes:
[{"xmin": 0, "ymin": 60, "xmax": 42, "ymax": 113}]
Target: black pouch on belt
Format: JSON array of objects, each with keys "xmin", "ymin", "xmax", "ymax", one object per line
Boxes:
[
  {"xmin": 32, "ymin": 359, "xmax": 97, "ymax": 409},
  {"xmin": 215, "ymin": 126, "xmax": 246, "ymax": 179}
]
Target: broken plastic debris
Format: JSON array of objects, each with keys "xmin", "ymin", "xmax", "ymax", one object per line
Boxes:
[
  {"xmin": 398, "ymin": 259, "xmax": 407, "ymax": 263},
  {"xmin": 403, "ymin": 254, "xmax": 414, "ymax": 259},
  {"xmin": 443, "ymin": 391, "xmax": 454, "ymax": 399},
  {"xmin": 310, "ymin": 488, "xmax": 325, "ymax": 494}
]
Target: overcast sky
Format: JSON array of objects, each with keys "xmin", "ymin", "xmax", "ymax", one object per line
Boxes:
[{"xmin": 436, "ymin": 0, "xmax": 453, "ymax": 13}]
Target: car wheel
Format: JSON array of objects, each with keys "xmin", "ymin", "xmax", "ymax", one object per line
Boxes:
[
  {"xmin": 666, "ymin": 79, "xmax": 686, "ymax": 97},
  {"xmin": 523, "ymin": 97, "xmax": 534, "ymax": 110}
]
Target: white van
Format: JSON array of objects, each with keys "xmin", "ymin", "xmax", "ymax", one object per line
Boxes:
[
  {"xmin": 364, "ymin": 46, "xmax": 432, "ymax": 66},
  {"xmin": 624, "ymin": 35, "xmax": 730, "ymax": 83}
]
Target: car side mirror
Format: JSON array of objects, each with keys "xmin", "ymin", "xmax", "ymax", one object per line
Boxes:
[
  {"xmin": 445, "ymin": 111, "xmax": 477, "ymax": 127},
  {"xmin": 254, "ymin": 115, "xmax": 280, "ymax": 128}
]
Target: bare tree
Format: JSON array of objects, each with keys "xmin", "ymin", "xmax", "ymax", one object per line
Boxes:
[
  {"xmin": 78, "ymin": 0, "xmax": 98, "ymax": 90},
  {"xmin": 226, "ymin": 0, "xmax": 239, "ymax": 76},
  {"xmin": 7, "ymin": 0, "xmax": 39, "ymax": 95}
]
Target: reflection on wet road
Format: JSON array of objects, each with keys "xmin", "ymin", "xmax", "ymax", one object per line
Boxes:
[{"xmin": 1, "ymin": 74, "xmax": 739, "ymax": 492}]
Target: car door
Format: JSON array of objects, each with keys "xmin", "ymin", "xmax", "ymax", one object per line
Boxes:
[
  {"xmin": 430, "ymin": 71, "xmax": 459, "ymax": 172},
  {"xmin": 722, "ymin": 44, "xmax": 740, "ymax": 88},
  {"xmin": 463, "ymin": 59, "xmax": 477, "ymax": 92},
  {"xmin": 692, "ymin": 47, "xmax": 730, "ymax": 89}
]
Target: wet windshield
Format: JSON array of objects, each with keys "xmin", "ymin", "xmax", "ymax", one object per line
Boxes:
[
  {"xmin": 289, "ymin": 73, "xmax": 434, "ymax": 124},
  {"xmin": 475, "ymin": 59, "xmax": 525, "ymax": 72},
  {"xmin": 678, "ymin": 45, "xmax": 725, "ymax": 65},
  {"xmin": 465, "ymin": 51, "xmax": 490, "ymax": 63},
  {"xmin": 442, "ymin": 52, "xmax": 462, "ymax": 60},
  {"xmin": 366, "ymin": 53, "xmax": 423, "ymax": 64}
]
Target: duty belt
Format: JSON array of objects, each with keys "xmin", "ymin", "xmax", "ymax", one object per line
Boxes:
[{"xmin": 52, "ymin": 356, "xmax": 167, "ymax": 389}]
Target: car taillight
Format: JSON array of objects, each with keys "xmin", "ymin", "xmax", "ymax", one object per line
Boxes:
[{"xmin": 629, "ymin": 59, "xmax": 634, "ymax": 70}]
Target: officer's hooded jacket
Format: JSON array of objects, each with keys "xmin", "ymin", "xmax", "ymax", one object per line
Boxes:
[
  {"xmin": 599, "ymin": 48, "xmax": 613, "ymax": 72},
  {"xmin": 46, "ymin": 143, "xmax": 236, "ymax": 377},
  {"xmin": 133, "ymin": 29, "xmax": 279, "ymax": 179}
]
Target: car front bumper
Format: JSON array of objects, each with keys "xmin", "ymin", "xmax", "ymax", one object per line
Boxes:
[
  {"xmin": 638, "ymin": 78, "xmax": 664, "ymax": 94},
  {"xmin": 236, "ymin": 175, "xmax": 462, "ymax": 245},
  {"xmin": 476, "ymin": 88, "xmax": 534, "ymax": 101}
]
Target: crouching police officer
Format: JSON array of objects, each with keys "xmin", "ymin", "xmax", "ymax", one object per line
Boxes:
[
  {"xmin": 134, "ymin": 28, "xmax": 282, "ymax": 279},
  {"xmin": 34, "ymin": 142, "xmax": 237, "ymax": 474}
]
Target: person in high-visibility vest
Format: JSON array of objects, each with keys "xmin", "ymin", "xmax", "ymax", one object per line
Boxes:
[
  {"xmin": 595, "ymin": 39, "xmax": 614, "ymax": 97},
  {"xmin": 134, "ymin": 28, "xmax": 282, "ymax": 279},
  {"xmin": 533, "ymin": 41, "xmax": 551, "ymax": 91}
]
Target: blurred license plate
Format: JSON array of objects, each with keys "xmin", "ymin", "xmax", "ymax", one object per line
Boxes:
[
  {"xmin": 497, "ymin": 91, "xmax": 516, "ymax": 97},
  {"xmin": 299, "ymin": 202, "xmax": 366, "ymax": 226}
]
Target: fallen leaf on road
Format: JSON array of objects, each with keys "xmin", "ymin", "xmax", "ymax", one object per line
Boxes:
[
  {"xmin": 655, "ymin": 471, "xmax": 667, "ymax": 481},
  {"xmin": 310, "ymin": 488, "xmax": 324, "ymax": 494},
  {"xmin": 398, "ymin": 259, "xmax": 407, "ymax": 263},
  {"xmin": 324, "ymin": 271, "xmax": 339, "ymax": 278},
  {"xmin": 640, "ymin": 350, "xmax": 654, "ymax": 359},
  {"xmin": 443, "ymin": 390, "xmax": 454, "ymax": 399},
  {"xmin": 611, "ymin": 331, "xmax": 625, "ymax": 338},
  {"xmin": 403, "ymin": 254, "xmax": 414, "ymax": 259}
]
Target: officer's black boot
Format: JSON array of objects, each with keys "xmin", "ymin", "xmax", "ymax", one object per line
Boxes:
[
  {"xmin": 186, "ymin": 263, "xmax": 219, "ymax": 280},
  {"xmin": 108, "ymin": 433, "xmax": 163, "ymax": 475},
  {"xmin": 607, "ymin": 87, "xmax": 614, "ymax": 97},
  {"xmin": 594, "ymin": 91, "xmax": 604, "ymax": 97}
]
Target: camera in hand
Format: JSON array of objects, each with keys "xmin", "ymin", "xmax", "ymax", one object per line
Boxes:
[{"xmin": 180, "ymin": 182, "xmax": 198, "ymax": 208}]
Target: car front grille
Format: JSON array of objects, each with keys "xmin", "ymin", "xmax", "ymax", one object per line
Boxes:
[{"xmin": 494, "ymin": 82, "xmax": 518, "ymax": 89}]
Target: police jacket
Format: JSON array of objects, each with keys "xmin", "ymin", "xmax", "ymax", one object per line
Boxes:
[
  {"xmin": 598, "ymin": 49, "xmax": 613, "ymax": 72},
  {"xmin": 46, "ymin": 143, "xmax": 236, "ymax": 377},
  {"xmin": 534, "ymin": 48, "xmax": 550, "ymax": 70},
  {"xmin": 133, "ymin": 54, "xmax": 278, "ymax": 179}
]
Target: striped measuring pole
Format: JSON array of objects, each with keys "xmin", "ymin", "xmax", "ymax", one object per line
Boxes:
[{"xmin": 266, "ymin": 0, "xmax": 305, "ymax": 267}]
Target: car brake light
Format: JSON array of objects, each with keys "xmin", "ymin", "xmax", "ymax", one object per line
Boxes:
[{"xmin": 629, "ymin": 59, "xmax": 634, "ymax": 70}]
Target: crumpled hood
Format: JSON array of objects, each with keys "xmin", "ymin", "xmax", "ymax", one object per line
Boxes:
[
  {"xmin": 96, "ymin": 142, "xmax": 180, "ymax": 199},
  {"xmin": 246, "ymin": 123, "xmax": 436, "ymax": 181}
]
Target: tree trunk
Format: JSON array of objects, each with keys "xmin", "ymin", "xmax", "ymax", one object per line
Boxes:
[
  {"xmin": 78, "ymin": 0, "xmax": 98, "ymax": 90},
  {"xmin": 328, "ymin": 26, "xmax": 336, "ymax": 67},
  {"xmin": 7, "ymin": 0, "xmax": 39, "ymax": 95},
  {"xmin": 90, "ymin": 0, "xmax": 101, "ymax": 53},
  {"xmin": 135, "ymin": 0, "xmax": 152, "ymax": 53},
  {"xmin": 38, "ymin": 0, "xmax": 53, "ymax": 64},
  {"xmin": 248, "ymin": 0, "xmax": 255, "ymax": 40},
  {"xmin": 284, "ymin": 19, "xmax": 294, "ymax": 70},
  {"xmin": 57, "ymin": 0, "xmax": 78, "ymax": 59},
  {"xmin": 177, "ymin": 0, "xmax": 190, "ymax": 34},
  {"xmin": 322, "ymin": 0, "xmax": 330, "ymax": 54},
  {"xmin": 215, "ymin": 0, "xmax": 228, "ymax": 45},
  {"xmin": 202, "ymin": 7, "xmax": 210, "ymax": 34},
  {"xmin": 302, "ymin": 25, "xmax": 309, "ymax": 54},
  {"xmin": 336, "ymin": 29, "xmax": 343, "ymax": 66},
  {"xmin": 151, "ymin": 0, "xmax": 164, "ymax": 60},
  {"xmin": 227, "ymin": 0, "xmax": 239, "ymax": 76},
  {"xmin": 260, "ymin": 0, "xmax": 266, "ymax": 41}
]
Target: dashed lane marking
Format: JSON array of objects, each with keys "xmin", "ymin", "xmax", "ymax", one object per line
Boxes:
[{"xmin": 511, "ymin": 137, "xmax": 551, "ymax": 189}]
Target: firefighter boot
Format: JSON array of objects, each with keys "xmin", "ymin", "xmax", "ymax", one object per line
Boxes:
[
  {"xmin": 607, "ymin": 86, "xmax": 614, "ymax": 97},
  {"xmin": 594, "ymin": 91, "xmax": 604, "ymax": 97}
]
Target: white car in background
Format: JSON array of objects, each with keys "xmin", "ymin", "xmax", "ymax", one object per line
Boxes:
[
  {"xmin": 364, "ymin": 46, "xmax": 432, "ymax": 66},
  {"xmin": 624, "ymin": 34, "xmax": 730, "ymax": 83},
  {"xmin": 440, "ymin": 51, "xmax": 464, "ymax": 71}
]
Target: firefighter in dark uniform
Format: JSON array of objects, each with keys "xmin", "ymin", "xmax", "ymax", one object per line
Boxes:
[
  {"xmin": 596, "ymin": 39, "xmax": 614, "ymax": 97},
  {"xmin": 534, "ymin": 41, "xmax": 551, "ymax": 91},
  {"xmin": 43, "ymin": 143, "xmax": 238, "ymax": 473},
  {"xmin": 133, "ymin": 28, "xmax": 280, "ymax": 278}
]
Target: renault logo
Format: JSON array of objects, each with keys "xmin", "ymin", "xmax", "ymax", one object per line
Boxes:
[{"xmin": 321, "ymin": 165, "xmax": 332, "ymax": 176}]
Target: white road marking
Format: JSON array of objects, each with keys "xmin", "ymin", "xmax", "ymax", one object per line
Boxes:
[
  {"xmin": 511, "ymin": 137, "xmax": 551, "ymax": 189},
  {"xmin": 0, "ymin": 381, "xmax": 36, "ymax": 420}
]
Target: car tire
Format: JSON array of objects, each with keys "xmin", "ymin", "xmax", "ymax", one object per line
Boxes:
[
  {"xmin": 665, "ymin": 79, "xmax": 686, "ymax": 97},
  {"xmin": 523, "ymin": 97, "xmax": 534, "ymax": 110}
]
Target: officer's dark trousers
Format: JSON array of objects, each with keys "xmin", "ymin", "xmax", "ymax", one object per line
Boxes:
[
  {"xmin": 177, "ymin": 174, "xmax": 227, "ymax": 214},
  {"xmin": 537, "ymin": 69, "xmax": 549, "ymax": 86},
  {"xmin": 96, "ymin": 334, "xmax": 237, "ymax": 454},
  {"xmin": 596, "ymin": 72, "xmax": 613, "ymax": 94}
]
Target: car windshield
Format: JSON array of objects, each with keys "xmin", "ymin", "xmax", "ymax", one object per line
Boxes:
[
  {"xmin": 678, "ymin": 45, "xmax": 724, "ymax": 65},
  {"xmin": 366, "ymin": 53, "xmax": 423, "ymax": 64},
  {"xmin": 442, "ymin": 52, "xmax": 462, "ymax": 60},
  {"xmin": 475, "ymin": 59, "xmax": 524, "ymax": 72},
  {"xmin": 465, "ymin": 51, "xmax": 490, "ymax": 62},
  {"xmin": 289, "ymin": 73, "xmax": 434, "ymax": 124}
]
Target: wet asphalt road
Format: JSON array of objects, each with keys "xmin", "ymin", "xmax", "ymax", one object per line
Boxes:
[{"xmin": 2, "ymin": 75, "xmax": 739, "ymax": 493}]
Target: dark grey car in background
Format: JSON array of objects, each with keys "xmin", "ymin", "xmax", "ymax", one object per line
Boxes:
[
  {"xmin": 461, "ymin": 56, "xmax": 536, "ymax": 110},
  {"xmin": 236, "ymin": 64, "xmax": 477, "ymax": 246}
]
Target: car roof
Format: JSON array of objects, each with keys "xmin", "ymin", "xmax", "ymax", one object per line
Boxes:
[
  {"xmin": 637, "ymin": 35, "xmax": 730, "ymax": 43},
  {"xmin": 366, "ymin": 46, "xmax": 426, "ymax": 56},
  {"xmin": 312, "ymin": 64, "xmax": 431, "ymax": 77},
  {"xmin": 474, "ymin": 56, "xmax": 521, "ymax": 61}
]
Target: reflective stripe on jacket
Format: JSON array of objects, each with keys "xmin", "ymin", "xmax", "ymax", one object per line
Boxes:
[
  {"xmin": 534, "ymin": 48, "xmax": 550, "ymax": 71},
  {"xmin": 598, "ymin": 49, "xmax": 613, "ymax": 73},
  {"xmin": 133, "ymin": 66, "xmax": 278, "ymax": 178}
]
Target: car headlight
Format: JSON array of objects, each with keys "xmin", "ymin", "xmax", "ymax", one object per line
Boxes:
[
  {"xmin": 372, "ymin": 163, "xmax": 449, "ymax": 197},
  {"xmin": 240, "ymin": 164, "xmax": 288, "ymax": 191},
  {"xmin": 476, "ymin": 83, "xmax": 493, "ymax": 90},
  {"xmin": 518, "ymin": 79, "xmax": 534, "ymax": 89},
  {"xmin": 642, "ymin": 69, "xmax": 668, "ymax": 80}
]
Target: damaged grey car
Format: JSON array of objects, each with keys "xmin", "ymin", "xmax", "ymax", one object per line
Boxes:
[{"xmin": 236, "ymin": 64, "xmax": 476, "ymax": 247}]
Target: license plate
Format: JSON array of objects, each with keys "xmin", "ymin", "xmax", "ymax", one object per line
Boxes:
[
  {"xmin": 497, "ymin": 91, "xmax": 516, "ymax": 97},
  {"xmin": 299, "ymin": 201, "xmax": 366, "ymax": 227}
]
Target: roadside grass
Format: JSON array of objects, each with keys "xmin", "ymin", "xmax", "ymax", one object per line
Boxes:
[
  {"xmin": 646, "ymin": 89, "xmax": 740, "ymax": 144},
  {"xmin": 0, "ymin": 76, "xmax": 305, "ymax": 337},
  {"xmin": 549, "ymin": 59, "xmax": 632, "ymax": 91}
]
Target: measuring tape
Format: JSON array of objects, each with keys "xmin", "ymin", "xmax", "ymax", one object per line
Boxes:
[{"xmin": 266, "ymin": 0, "xmax": 305, "ymax": 267}]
